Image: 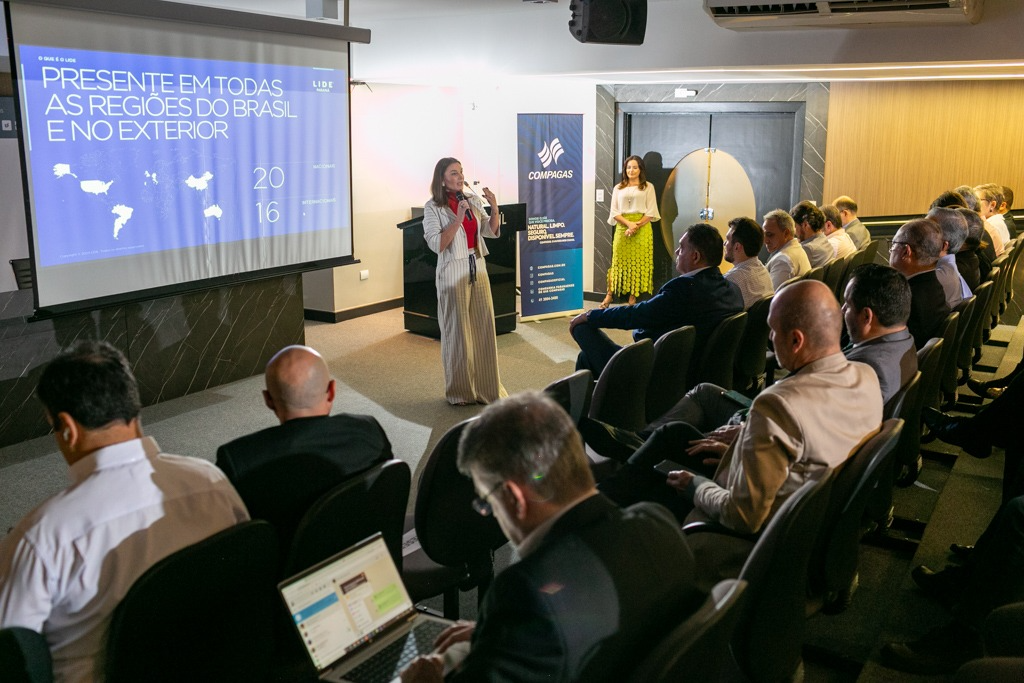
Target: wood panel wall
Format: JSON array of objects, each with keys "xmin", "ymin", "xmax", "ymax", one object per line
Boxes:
[{"xmin": 823, "ymin": 81, "xmax": 1024, "ymax": 216}]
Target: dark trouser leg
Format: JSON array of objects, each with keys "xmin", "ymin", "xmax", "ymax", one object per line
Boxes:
[
  {"xmin": 646, "ymin": 383, "xmax": 743, "ymax": 433},
  {"xmin": 578, "ymin": 417, "xmax": 649, "ymax": 463},
  {"xmin": 952, "ymin": 496, "xmax": 1024, "ymax": 629},
  {"xmin": 598, "ymin": 422, "xmax": 706, "ymax": 521},
  {"xmin": 571, "ymin": 322, "xmax": 621, "ymax": 377}
]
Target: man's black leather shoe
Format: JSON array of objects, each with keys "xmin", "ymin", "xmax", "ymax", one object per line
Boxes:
[{"xmin": 921, "ymin": 407, "xmax": 991, "ymax": 458}]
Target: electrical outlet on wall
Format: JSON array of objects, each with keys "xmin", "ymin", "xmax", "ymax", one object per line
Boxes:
[{"xmin": 596, "ymin": 189, "xmax": 604, "ymax": 202}]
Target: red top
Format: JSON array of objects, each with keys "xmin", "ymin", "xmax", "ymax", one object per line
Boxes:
[{"xmin": 447, "ymin": 191, "xmax": 477, "ymax": 251}]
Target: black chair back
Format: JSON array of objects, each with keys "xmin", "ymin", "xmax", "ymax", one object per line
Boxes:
[
  {"xmin": 823, "ymin": 253, "xmax": 853, "ymax": 299},
  {"xmin": 733, "ymin": 296, "xmax": 773, "ymax": 396},
  {"xmin": 0, "ymin": 628, "xmax": 52, "ymax": 683},
  {"xmin": 804, "ymin": 265, "xmax": 825, "ymax": 282},
  {"xmin": 544, "ymin": 369, "xmax": 593, "ymax": 426},
  {"xmin": 589, "ymin": 338, "xmax": 654, "ymax": 432},
  {"xmin": 989, "ymin": 256, "xmax": 1010, "ymax": 328},
  {"xmin": 942, "ymin": 296, "xmax": 975, "ymax": 397},
  {"xmin": 646, "ymin": 326, "xmax": 696, "ymax": 423},
  {"xmin": 413, "ymin": 419, "xmax": 508, "ymax": 581},
  {"xmin": 960, "ymin": 281, "xmax": 994, "ymax": 379},
  {"xmin": 730, "ymin": 473, "xmax": 835, "ymax": 683},
  {"xmin": 975, "ymin": 265, "xmax": 1000, "ymax": 356},
  {"xmin": 868, "ymin": 373, "xmax": 921, "ymax": 529},
  {"xmin": 284, "ymin": 460, "xmax": 411, "ymax": 577},
  {"xmin": 628, "ymin": 579, "xmax": 747, "ymax": 683},
  {"xmin": 688, "ymin": 311, "xmax": 747, "ymax": 390},
  {"xmin": 810, "ymin": 419, "xmax": 904, "ymax": 612},
  {"xmin": 106, "ymin": 520, "xmax": 279, "ymax": 683},
  {"xmin": 925, "ymin": 313, "xmax": 958, "ymax": 410}
]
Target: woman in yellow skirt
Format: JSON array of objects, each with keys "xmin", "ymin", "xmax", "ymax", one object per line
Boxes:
[{"xmin": 602, "ymin": 155, "xmax": 660, "ymax": 307}]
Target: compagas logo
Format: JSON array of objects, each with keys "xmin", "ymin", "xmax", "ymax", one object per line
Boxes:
[{"xmin": 536, "ymin": 138, "xmax": 565, "ymax": 168}]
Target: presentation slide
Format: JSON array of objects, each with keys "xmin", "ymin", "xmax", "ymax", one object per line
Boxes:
[
  {"xmin": 7, "ymin": 1, "xmax": 357, "ymax": 313},
  {"xmin": 20, "ymin": 45, "xmax": 347, "ymax": 267}
]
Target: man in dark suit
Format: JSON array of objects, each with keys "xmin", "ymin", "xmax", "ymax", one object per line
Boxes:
[
  {"xmin": 842, "ymin": 263, "xmax": 918, "ymax": 404},
  {"xmin": 569, "ymin": 222, "xmax": 743, "ymax": 376},
  {"xmin": 400, "ymin": 392, "xmax": 704, "ymax": 683},
  {"xmin": 216, "ymin": 345, "xmax": 391, "ymax": 553},
  {"xmin": 888, "ymin": 218, "xmax": 951, "ymax": 349}
]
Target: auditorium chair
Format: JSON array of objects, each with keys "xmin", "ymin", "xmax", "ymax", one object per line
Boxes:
[
  {"xmin": 959, "ymin": 281, "xmax": 994, "ymax": 386},
  {"xmin": 589, "ymin": 338, "xmax": 654, "ymax": 432},
  {"xmin": 974, "ymin": 266, "xmax": 1000, "ymax": 361},
  {"xmin": 543, "ymin": 369, "xmax": 593, "ymax": 426},
  {"xmin": 732, "ymin": 295, "xmax": 772, "ymax": 397},
  {"xmin": 924, "ymin": 312, "xmax": 959, "ymax": 411},
  {"xmin": 687, "ymin": 311, "xmax": 747, "ymax": 391},
  {"xmin": 628, "ymin": 579, "xmax": 747, "ymax": 683},
  {"xmin": 823, "ymin": 253, "xmax": 854, "ymax": 300},
  {"xmin": 0, "ymin": 627, "xmax": 52, "ymax": 683},
  {"xmin": 645, "ymin": 325, "xmax": 696, "ymax": 424},
  {"xmin": 685, "ymin": 474, "xmax": 835, "ymax": 683},
  {"xmin": 804, "ymin": 265, "xmax": 825, "ymax": 282},
  {"xmin": 942, "ymin": 296, "xmax": 975, "ymax": 407},
  {"xmin": 808, "ymin": 418, "xmax": 904, "ymax": 614},
  {"xmin": 106, "ymin": 520, "xmax": 279, "ymax": 683},
  {"xmin": 898, "ymin": 338, "xmax": 943, "ymax": 486},
  {"xmin": 283, "ymin": 459, "xmax": 410, "ymax": 577},
  {"xmin": 402, "ymin": 419, "xmax": 508, "ymax": 620}
]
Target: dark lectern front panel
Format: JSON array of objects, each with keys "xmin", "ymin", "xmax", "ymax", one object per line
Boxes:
[{"xmin": 399, "ymin": 203, "xmax": 525, "ymax": 339}]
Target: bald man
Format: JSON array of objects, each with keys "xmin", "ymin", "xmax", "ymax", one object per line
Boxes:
[
  {"xmin": 215, "ymin": 345, "xmax": 392, "ymax": 552},
  {"xmin": 601, "ymin": 282, "xmax": 882, "ymax": 584}
]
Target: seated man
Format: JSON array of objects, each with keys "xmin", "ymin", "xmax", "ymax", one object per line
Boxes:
[
  {"xmin": 216, "ymin": 345, "xmax": 391, "ymax": 552},
  {"xmin": 723, "ymin": 216, "xmax": 775, "ymax": 310},
  {"xmin": 598, "ymin": 281, "xmax": 882, "ymax": 542},
  {"xmin": 792, "ymin": 200, "xmax": 834, "ymax": 268},
  {"xmin": 580, "ymin": 269, "xmax": 906, "ymax": 462},
  {"xmin": 763, "ymin": 209, "xmax": 811, "ymax": 290},
  {"xmin": 822, "ymin": 204, "xmax": 857, "ymax": 261},
  {"xmin": 834, "ymin": 195, "xmax": 871, "ymax": 250},
  {"xmin": 888, "ymin": 218, "xmax": 951, "ymax": 348},
  {"xmin": 569, "ymin": 222, "xmax": 742, "ymax": 377},
  {"xmin": 0, "ymin": 341, "xmax": 248, "ymax": 681},
  {"xmin": 927, "ymin": 206, "xmax": 971, "ymax": 308},
  {"xmin": 842, "ymin": 263, "xmax": 918, "ymax": 404},
  {"xmin": 401, "ymin": 392, "xmax": 704, "ymax": 683}
]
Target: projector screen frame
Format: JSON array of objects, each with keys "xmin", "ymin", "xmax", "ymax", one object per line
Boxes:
[{"xmin": 5, "ymin": 0, "xmax": 369, "ymax": 318}]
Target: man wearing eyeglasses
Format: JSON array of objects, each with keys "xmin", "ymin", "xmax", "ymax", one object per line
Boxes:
[
  {"xmin": 401, "ymin": 391, "xmax": 704, "ymax": 683},
  {"xmin": 888, "ymin": 218, "xmax": 951, "ymax": 349}
]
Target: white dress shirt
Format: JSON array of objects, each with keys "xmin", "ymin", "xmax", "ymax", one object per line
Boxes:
[
  {"xmin": 724, "ymin": 257, "xmax": 775, "ymax": 309},
  {"xmin": 0, "ymin": 437, "xmax": 248, "ymax": 683},
  {"xmin": 827, "ymin": 228, "xmax": 857, "ymax": 260}
]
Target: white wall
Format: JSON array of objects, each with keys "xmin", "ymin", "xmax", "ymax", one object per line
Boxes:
[
  {"xmin": 349, "ymin": 0, "xmax": 1024, "ymax": 84},
  {"xmin": 0, "ymin": 139, "xmax": 30, "ymax": 293},
  {"xmin": 305, "ymin": 77, "xmax": 598, "ymax": 313}
]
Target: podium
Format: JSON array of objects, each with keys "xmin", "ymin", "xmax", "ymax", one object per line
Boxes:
[{"xmin": 398, "ymin": 203, "xmax": 525, "ymax": 339}]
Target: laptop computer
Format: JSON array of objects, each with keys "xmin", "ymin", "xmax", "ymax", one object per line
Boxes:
[{"xmin": 278, "ymin": 533, "xmax": 457, "ymax": 683}]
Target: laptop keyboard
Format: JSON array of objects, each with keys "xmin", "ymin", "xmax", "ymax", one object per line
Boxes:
[{"xmin": 345, "ymin": 620, "xmax": 448, "ymax": 683}]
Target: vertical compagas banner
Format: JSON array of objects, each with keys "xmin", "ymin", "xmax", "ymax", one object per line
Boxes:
[{"xmin": 517, "ymin": 113, "xmax": 584, "ymax": 321}]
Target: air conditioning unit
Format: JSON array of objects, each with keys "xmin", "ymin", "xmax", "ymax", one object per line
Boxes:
[{"xmin": 704, "ymin": 1, "xmax": 984, "ymax": 30}]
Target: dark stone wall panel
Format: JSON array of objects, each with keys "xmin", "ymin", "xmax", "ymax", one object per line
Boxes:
[
  {"xmin": 0, "ymin": 275, "xmax": 303, "ymax": 448},
  {"xmin": 0, "ymin": 305, "xmax": 127, "ymax": 447}
]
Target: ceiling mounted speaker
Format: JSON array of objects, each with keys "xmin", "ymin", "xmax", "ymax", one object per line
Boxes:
[{"xmin": 568, "ymin": 0, "xmax": 647, "ymax": 45}]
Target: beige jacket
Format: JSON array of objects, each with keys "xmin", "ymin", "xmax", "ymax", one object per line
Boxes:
[{"xmin": 691, "ymin": 352, "xmax": 882, "ymax": 534}]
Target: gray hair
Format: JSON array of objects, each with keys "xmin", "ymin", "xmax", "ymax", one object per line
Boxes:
[
  {"xmin": 763, "ymin": 209, "xmax": 796, "ymax": 237},
  {"xmin": 927, "ymin": 207, "xmax": 968, "ymax": 253},
  {"xmin": 457, "ymin": 391, "xmax": 594, "ymax": 503}
]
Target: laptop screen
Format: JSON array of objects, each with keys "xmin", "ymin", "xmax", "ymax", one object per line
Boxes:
[{"xmin": 279, "ymin": 534, "xmax": 415, "ymax": 672}]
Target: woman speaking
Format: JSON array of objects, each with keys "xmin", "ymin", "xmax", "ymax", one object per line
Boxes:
[
  {"xmin": 422, "ymin": 158, "xmax": 507, "ymax": 405},
  {"xmin": 601, "ymin": 155, "xmax": 660, "ymax": 308}
]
